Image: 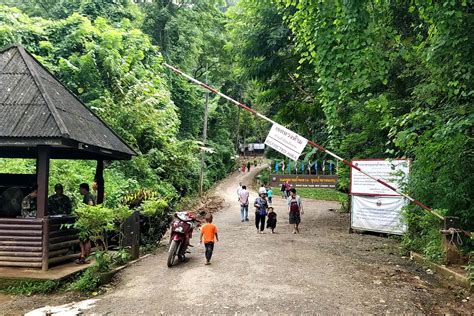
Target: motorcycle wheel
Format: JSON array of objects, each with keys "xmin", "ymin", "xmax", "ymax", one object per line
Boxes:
[{"xmin": 167, "ymin": 240, "xmax": 180, "ymax": 268}]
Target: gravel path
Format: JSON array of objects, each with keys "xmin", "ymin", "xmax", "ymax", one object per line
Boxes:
[
  {"xmin": 88, "ymin": 165, "xmax": 470, "ymax": 314},
  {"xmin": 2, "ymin": 165, "xmax": 471, "ymax": 314}
]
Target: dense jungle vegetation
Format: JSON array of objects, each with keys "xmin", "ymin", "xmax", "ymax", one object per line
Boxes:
[{"xmin": 0, "ymin": 0, "xmax": 472, "ymax": 262}]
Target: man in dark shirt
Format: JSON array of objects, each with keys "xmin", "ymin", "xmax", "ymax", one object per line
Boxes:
[
  {"xmin": 76, "ymin": 183, "xmax": 95, "ymax": 264},
  {"xmin": 48, "ymin": 183, "xmax": 72, "ymax": 215},
  {"xmin": 80, "ymin": 183, "xmax": 95, "ymax": 206},
  {"xmin": 21, "ymin": 185, "xmax": 38, "ymax": 218}
]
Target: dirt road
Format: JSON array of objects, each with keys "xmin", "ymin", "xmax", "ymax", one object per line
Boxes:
[
  {"xmin": 3, "ymin": 165, "xmax": 471, "ymax": 314},
  {"xmin": 89, "ymin": 166, "xmax": 469, "ymax": 314}
]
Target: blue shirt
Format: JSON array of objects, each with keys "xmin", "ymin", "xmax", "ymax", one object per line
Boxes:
[{"xmin": 254, "ymin": 197, "xmax": 268, "ymax": 216}]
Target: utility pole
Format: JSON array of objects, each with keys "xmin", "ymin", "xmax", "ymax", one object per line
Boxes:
[
  {"xmin": 199, "ymin": 64, "xmax": 209, "ymax": 196},
  {"xmin": 235, "ymin": 106, "xmax": 241, "ymax": 153},
  {"xmin": 242, "ymin": 116, "xmax": 246, "ymax": 159},
  {"xmin": 235, "ymin": 86, "xmax": 241, "ymax": 153}
]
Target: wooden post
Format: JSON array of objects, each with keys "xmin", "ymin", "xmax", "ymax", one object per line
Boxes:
[
  {"xmin": 122, "ymin": 211, "xmax": 140, "ymax": 260},
  {"xmin": 95, "ymin": 160, "xmax": 105, "ymax": 204},
  {"xmin": 36, "ymin": 145, "xmax": 50, "ymax": 218},
  {"xmin": 199, "ymin": 65, "xmax": 209, "ymax": 196},
  {"xmin": 42, "ymin": 217, "xmax": 50, "ymax": 271}
]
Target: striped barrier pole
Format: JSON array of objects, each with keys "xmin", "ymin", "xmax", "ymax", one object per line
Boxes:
[{"xmin": 163, "ymin": 62, "xmax": 471, "ymax": 236}]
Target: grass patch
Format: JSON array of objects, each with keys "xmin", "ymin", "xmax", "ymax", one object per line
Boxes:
[
  {"xmin": 296, "ymin": 188, "xmax": 346, "ymax": 202},
  {"xmin": 3, "ymin": 280, "xmax": 61, "ymax": 296},
  {"xmin": 68, "ymin": 265, "xmax": 102, "ymax": 293}
]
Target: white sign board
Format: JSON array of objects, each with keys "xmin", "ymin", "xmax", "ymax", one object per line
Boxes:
[
  {"xmin": 351, "ymin": 195, "xmax": 407, "ymax": 235},
  {"xmin": 265, "ymin": 123, "xmax": 308, "ymax": 161},
  {"xmin": 351, "ymin": 159, "xmax": 410, "ymax": 196}
]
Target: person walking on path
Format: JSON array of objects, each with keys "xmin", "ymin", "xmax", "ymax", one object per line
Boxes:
[
  {"xmin": 266, "ymin": 206, "xmax": 277, "ymax": 233},
  {"xmin": 288, "ymin": 188, "xmax": 303, "ymax": 234},
  {"xmin": 254, "ymin": 193, "xmax": 268, "ymax": 234},
  {"xmin": 237, "ymin": 182, "xmax": 242, "ymax": 200},
  {"xmin": 283, "ymin": 180, "xmax": 291, "ymax": 199},
  {"xmin": 280, "ymin": 183, "xmax": 286, "ymax": 199},
  {"xmin": 200, "ymin": 214, "xmax": 219, "ymax": 265},
  {"xmin": 239, "ymin": 185, "xmax": 250, "ymax": 222},
  {"xmin": 247, "ymin": 161, "xmax": 251, "ymax": 173},
  {"xmin": 267, "ymin": 187, "xmax": 273, "ymax": 204}
]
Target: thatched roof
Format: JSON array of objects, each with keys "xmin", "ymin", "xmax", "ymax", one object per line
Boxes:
[{"xmin": 0, "ymin": 45, "xmax": 135, "ymax": 160}]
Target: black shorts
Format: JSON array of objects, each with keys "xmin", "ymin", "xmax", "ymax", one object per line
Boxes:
[{"xmin": 289, "ymin": 211, "xmax": 301, "ymax": 225}]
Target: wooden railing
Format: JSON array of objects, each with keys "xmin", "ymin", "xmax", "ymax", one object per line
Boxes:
[
  {"xmin": 47, "ymin": 216, "xmax": 80, "ymax": 269},
  {"xmin": 0, "ymin": 216, "xmax": 80, "ymax": 270},
  {"xmin": 0, "ymin": 218, "xmax": 43, "ymax": 268}
]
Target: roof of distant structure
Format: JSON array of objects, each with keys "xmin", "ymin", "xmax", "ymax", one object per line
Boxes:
[{"xmin": 0, "ymin": 45, "xmax": 135, "ymax": 160}]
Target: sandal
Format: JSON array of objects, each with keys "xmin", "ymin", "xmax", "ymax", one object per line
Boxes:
[{"xmin": 75, "ymin": 257, "xmax": 90, "ymax": 264}]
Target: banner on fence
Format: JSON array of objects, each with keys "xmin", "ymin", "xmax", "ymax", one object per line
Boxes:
[
  {"xmin": 265, "ymin": 123, "xmax": 308, "ymax": 161},
  {"xmin": 351, "ymin": 159, "xmax": 410, "ymax": 196},
  {"xmin": 269, "ymin": 174, "xmax": 337, "ymax": 189},
  {"xmin": 351, "ymin": 195, "xmax": 407, "ymax": 235}
]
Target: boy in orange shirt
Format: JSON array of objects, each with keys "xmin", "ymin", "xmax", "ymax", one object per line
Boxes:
[{"xmin": 200, "ymin": 214, "xmax": 219, "ymax": 265}]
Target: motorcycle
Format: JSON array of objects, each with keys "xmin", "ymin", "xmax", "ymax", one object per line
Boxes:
[{"xmin": 167, "ymin": 212, "xmax": 199, "ymax": 267}]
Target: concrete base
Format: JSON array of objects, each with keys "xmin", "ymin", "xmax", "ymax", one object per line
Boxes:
[
  {"xmin": 410, "ymin": 251, "xmax": 471, "ymax": 290},
  {"xmin": 0, "ymin": 260, "xmax": 94, "ymax": 289},
  {"xmin": 0, "ymin": 253, "xmax": 152, "ymax": 290}
]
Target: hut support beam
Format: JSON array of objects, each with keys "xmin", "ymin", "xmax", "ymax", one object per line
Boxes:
[
  {"xmin": 41, "ymin": 218, "xmax": 49, "ymax": 271},
  {"xmin": 36, "ymin": 145, "xmax": 50, "ymax": 218},
  {"xmin": 95, "ymin": 160, "xmax": 104, "ymax": 204}
]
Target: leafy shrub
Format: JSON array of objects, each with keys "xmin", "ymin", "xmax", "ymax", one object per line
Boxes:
[
  {"xmin": 139, "ymin": 203, "xmax": 171, "ymax": 247},
  {"xmin": 111, "ymin": 248, "xmax": 132, "ymax": 266},
  {"xmin": 139, "ymin": 199, "xmax": 168, "ymax": 217},
  {"xmin": 72, "ymin": 204, "xmax": 132, "ymax": 250},
  {"xmin": 68, "ymin": 265, "xmax": 101, "ymax": 293},
  {"xmin": 338, "ymin": 194, "xmax": 349, "ymax": 213},
  {"xmin": 68, "ymin": 250, "xmax": 118, "ymax": 293},
  {"xmin": 258, "ymin": 168, "xmax": 270, "ymax": 185},
  {"xmin": 401, "ymin": 208, "xmax": 447, "ymax": 263}
]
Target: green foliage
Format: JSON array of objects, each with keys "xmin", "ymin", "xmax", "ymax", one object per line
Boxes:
[
  {"xmin": 0, "ymin": 0, "xmax": 239, "ymax": 220},
  {"xmin": 261, "ymin": 0, "xmax": 473, "ymax": 257},
  {"xmin": 258, "ymin": 169, "xmax": 270, "ymax": 185},
  {"xmin": 111, "ymin": 248, "xmax": 132, "ymax": 266},
  {"xmin": 72, "ymin": 204, "xmax": 131, "ymax": 249},
  {"xmin": 296, "ymin": 188, "xmax": 347, "ymax": 203},
  {"xmin": 94, "ymin": 250, "xmax": 113, "ymax": 272},
  {"xmin": 338, "ymin": 195, "xmax": 350, "ymax": 213},
  {"xmin": 68, "ymin": 250, "xmax": 120, "ymax": 293},
  {"xmin": 226, "ymin": 0, "xmax": 324, "ymax": 140},
  {"xmin": 68, "ymin": 264, "xmax": 101, "ymax": 293},
  {"xmin": 139, "ymin": 199, "xmax": 168, "ymax": 217},
  {"xmin": 401, "ymin": 208, "xmax": 447, "ymax": 263},
  {"xmin": 1, "ymin": 0, "xmax": 472, "ymax": 267},
  {"xmin": 4, "ymin": 280, "xmax": 60, "ymax": 296}
]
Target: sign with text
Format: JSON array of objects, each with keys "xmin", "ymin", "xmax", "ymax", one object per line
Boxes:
[
  {"xmin": 350, "ymin": 159, "xmax": 410, "ymax": 196},
  {"xmin": 265, "ymin": 123, "xmax": 308, "ymax": 161},
  {"xmin": 351, "ymin": 195, "xmax": 407, "ymax": 235},
  {"xmin": 269, "ymin": 174, "xmax": 338, "ymax": 189}
]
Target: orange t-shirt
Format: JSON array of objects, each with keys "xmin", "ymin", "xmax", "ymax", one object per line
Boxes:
[{"xmin": 201, "ymin": 223, "xmax": 218, "ymax": 243}]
